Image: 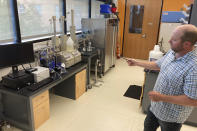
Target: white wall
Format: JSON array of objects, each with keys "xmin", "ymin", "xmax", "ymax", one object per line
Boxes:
[{"xmin": 159, "ymin": 23, "xmax": 182, "ymax": 52}]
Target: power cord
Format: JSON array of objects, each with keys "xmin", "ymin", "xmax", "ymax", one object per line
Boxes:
[
  {"xmin": 29, "ymin": 63, "xmax": 32, "ymax": 68},
  {"xmin": 50, "ymin": 68, "xmax": 62, "ymax": 79},
  {"xmin": 21, "ymin": 64, "xmax": 27, "ymax": 71}
]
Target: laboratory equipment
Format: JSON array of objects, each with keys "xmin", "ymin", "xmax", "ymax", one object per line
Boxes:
[
  {"xmin": 59, "ymin": 16, "xmax": 68, "ymax": 51},
  {"xmin": 58, "ymin": 52, "xmax": 75, "ymax": 68},
  {"xmin": 70, "ymin": 9, "xmax": 77, "ymax": 48},
  {"xmin": 57, "ymin": 11, "xmax": 81, "ymax": 68},
  {"xmin": 81, "ymin": 18, "xmax": 118, "ymax": 75},
  {"xmin": 72, "ymin": 50, "xmax": 82, "ymax": 64},
  {"xmin": 32, "ymin": 66, "xmax": 50, "ymax": 83},
  {"xmin": 51, "ymin": 16, "xmax": 60, "ymax": 52}
]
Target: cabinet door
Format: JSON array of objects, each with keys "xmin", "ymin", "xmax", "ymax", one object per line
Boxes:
[
  {"xmin": 32, "ymin": 91, "xmax": 49, "ymax": 109},
  {"xmin": 142, "ymin": 72, "xmax": 158, "ymax": 113},
  {"xmin": 33, "ymin": 100, "xmax": 50, "ymax": 129},
  {"xmin": 75, "ymin": 69, "xmax": 86, "ymax": 99},
  {"xmin": 32, "ymin": 91, "xmax": 50, "ymax": 129}
]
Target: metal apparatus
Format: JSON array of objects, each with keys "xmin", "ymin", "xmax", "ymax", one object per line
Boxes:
[
  {"xmin": 51, "ymin": 16, "xmax": 60, "ymax": 51},
  {"xmin": 58, "ymin": 16, "xmax": 75, "ymax": 68},
  {"xmin": 58, "ymin": 51, "xmax": 75, "ymax": 68},
  {"xmin": 70, "ymin": 9, "xmax": 77, "ymax": 48},
  {"xmin": 59, "ymin": 16, "xmax": 68, "ymax": 51},
  {"xmin": 57, "ymin": 15, "xmax": 75, "ymax": 68},
  {"xmin": 81, "ymin": 18, "xmax": 118, "ymax": 74},
  {"xmin": 72, "ymin": 50, "xmax": 81, "ymax": 64},
  {"xmin": 57, "ymin": 11, "xmax": 81, "ymax": 68},
  {"xmin": 68, "ymin": 9, "xmax": 81, "ymax": 65}
]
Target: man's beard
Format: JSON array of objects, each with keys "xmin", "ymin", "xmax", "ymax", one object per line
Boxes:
[{"xmin": 171, "ymin": 43, "xmax": 184, "ymax": 53}]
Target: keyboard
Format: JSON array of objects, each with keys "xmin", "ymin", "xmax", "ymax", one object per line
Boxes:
[{"xmin": 27, "ymin": 78, "xmax": 53, "ymax": 91}]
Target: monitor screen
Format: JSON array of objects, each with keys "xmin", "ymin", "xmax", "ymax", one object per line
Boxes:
[{"xmin": 0, "ymin": 43, "xmax": 35, "ymax": 68}]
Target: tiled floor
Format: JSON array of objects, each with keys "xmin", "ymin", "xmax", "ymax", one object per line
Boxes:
[{"xmin": 4, "ymin": 58, "xmax": 197, "ymax": 131}]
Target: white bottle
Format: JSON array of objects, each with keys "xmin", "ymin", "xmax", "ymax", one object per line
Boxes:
[
  {"xmin": 66, "ymin": 37, "xmax": 74, "ymax": 52},
  {"xmin": 149, "ymin": 45, "xmax": 163, "ymax": 61}
]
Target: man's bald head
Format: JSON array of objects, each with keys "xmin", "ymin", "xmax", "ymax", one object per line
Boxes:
[{"xmin": 175, "ymin": 24, "xmax": 197, "ymax": 45}]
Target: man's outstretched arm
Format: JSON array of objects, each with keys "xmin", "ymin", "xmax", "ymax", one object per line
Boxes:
[
  {"xmin": 126, "ymin": 59, "xmax": 160, "ymax": 70},
  {"xmin": 149, "ymin": 91, "xmax": 197, "ymax": 107}
]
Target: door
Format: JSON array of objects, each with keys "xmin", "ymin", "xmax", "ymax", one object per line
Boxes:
[{"xmin": 123, "ymin": 0, "xmax": 163, "ymax": 59}]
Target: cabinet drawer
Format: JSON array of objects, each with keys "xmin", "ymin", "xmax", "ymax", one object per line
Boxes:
[
  {"xmin": 32, "ymin": 91, "xmax": 49, "ymax": 109},
  {"xmin": 33, "ymin": 100, "xmax": 50, "ymax": 129}
]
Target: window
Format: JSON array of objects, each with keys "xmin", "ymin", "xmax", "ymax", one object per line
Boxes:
[
  {"xmin": 66, "ymin": 0, "xmax": 89, "ymax": 32},
  {"xmin": 0, "ymin": 0, "xmax": 14, "ymax": 43},
  {"xmin": 129, "ymin": 5, "xmax": 144, "ymax": 34},
  {"xmin": 17, "ymin": 0, "xmax": 63, "ymax": 40},
  {"xmin": 91, "ymin": 0, "xmax": 104, "ymax": 18}
]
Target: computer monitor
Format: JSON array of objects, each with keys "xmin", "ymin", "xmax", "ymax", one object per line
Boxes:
[{"xmin": 0, "ymin": 43, "xmax": 35, "ymax": 78}]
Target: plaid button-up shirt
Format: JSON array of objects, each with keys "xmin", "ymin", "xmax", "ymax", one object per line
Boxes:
[{"xmin": 150, "ymin": 48, "xmax": 197, "ymax": 123}]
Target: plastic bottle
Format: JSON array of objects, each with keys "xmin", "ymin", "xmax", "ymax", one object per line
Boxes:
[
  {"xmin": 149, "ymin": 45, "xmax": 163, "ymax": 61},
  {"xmin": 66, "ymin": 37, "xmax": 74, "ymax": 52}
]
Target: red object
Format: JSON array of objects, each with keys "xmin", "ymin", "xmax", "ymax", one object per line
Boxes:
[
  {"xmin": 116, "ymin": 44, "xmax": 121, "ymax": 59},
  {"xmin": 111, "ymin": 7, "xmax": 117, "ymax": 13}
]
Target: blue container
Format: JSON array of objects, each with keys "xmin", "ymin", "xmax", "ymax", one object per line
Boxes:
[
  {"xmin": 161, "ymin": 11, "xmax": 186, "ymax": 23},
  {"xmin": 100, "ymin": 4, "xmax": 111, "ymax": 14}
]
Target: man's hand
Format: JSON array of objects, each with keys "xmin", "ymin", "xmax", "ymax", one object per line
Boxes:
[
  {"xmin": 124, "ymin": 57, "xmax": 160, "ymax": 70},
  {"xmin": 126, "ymin": 59, "xmax": 138, "ymax": 66},
  {"xmin": 148, "ymin": 91, "xmax": 163, "ymax": 102}
]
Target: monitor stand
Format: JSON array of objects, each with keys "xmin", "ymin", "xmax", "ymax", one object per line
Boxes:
[{"xmin": 8, "ymin": 66, "xmax": 26, "ymax": 79}]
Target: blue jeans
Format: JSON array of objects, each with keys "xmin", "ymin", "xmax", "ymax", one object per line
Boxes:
[{"xmin": 144, "ymin": 108, "xmax": 182, "ymax": 131}]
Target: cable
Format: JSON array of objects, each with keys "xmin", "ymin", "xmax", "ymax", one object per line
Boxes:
[
  {"xmin": 50, "ymin": 68, "xmax": 62, "ymax": 79},
  {"xmin": 29, "ymin": 63, "xmax": 32, "ymax": 68},
  {"xmin": 21, "ymin": 65, "xmax": 26, "ymax": 71}
]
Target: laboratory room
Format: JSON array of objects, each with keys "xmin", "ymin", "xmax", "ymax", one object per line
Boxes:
[{"xmin": 1, "ymin": 0, "xmax": 197, "ymax": 131}]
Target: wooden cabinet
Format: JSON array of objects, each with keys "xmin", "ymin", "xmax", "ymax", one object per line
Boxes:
[
  {"xmin": 32, "ymin": 91, "xmax": 50, "ymax": 129},
  {"xmin": 54, "ymin": 69, "xmax": 87, "ymax": 100},
  {"xmin": 75, "ymin": 69, "xmax": 86, "ymax": 99}
]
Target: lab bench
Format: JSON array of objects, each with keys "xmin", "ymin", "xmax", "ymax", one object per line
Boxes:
[{"xmin": 0, "ymin": 63, "xmax": 87, "ymax": 131}]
